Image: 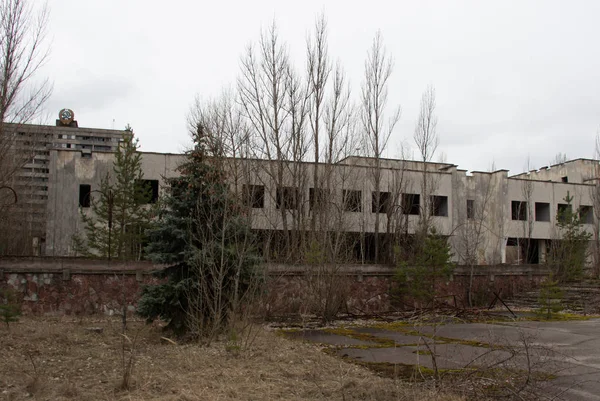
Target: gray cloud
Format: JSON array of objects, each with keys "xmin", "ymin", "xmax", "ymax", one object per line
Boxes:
[{"xmin": 42, "ymin": 0, "xmax": 600, "ymax": 176}]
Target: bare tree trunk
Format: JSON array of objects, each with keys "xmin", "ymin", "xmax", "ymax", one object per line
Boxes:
[
  {"xmin": 306, "ymin": 14, "xmax": 330, "ymax": 237},
  {"xmin": 413, "ymin": 86, "xmax": 439, "ymax": 237},
  {"xmin": 360, "ymin": 32, "xmax": 400, "ymax": 263},
  {"xmin": 0, "ymin": 0, "xmax": 51, "ymax": 255}
]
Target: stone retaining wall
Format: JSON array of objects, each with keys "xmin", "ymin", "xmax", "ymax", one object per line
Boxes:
[{"xmin": 0, "ymin": 257, "xmax": 549, "ymax": 316}]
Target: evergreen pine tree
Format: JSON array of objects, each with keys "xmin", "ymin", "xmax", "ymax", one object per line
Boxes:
[
  {"xmin": 75, "ymin": 127, "xmax": 153, "ymax": 260},
  {"xmin": 537, "ymin": 273, "xmax": 563, "ymax": 319},
  {"xmin": 550, "ymin": 192, "xmax": 592, "ymax": 282},
  {"xmin": 395, "ymin": 227, "xmax": 455, "ymax": 308},
  {"xmin": 138, "ymin": 125, "xmax": 261, "ymax": 337}
]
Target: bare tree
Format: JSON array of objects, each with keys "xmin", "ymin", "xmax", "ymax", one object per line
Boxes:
[
  {"xmin": 551, "ymin": 152, "xmax": 568, "ymax": 165},
  {"xmin": 0, "ymin": 0, "xmax": 50, "ymax": 185},
  {"xmin": 238, "ymin": 22, "xmax": 306, "ymax": 262},
  {"xmin": 0, "ymin": 0, "xmax": 51, "ymax": 255},
  {"xmin": 413, "ymin": 85, "xmax": 439, "ymax": 236},
  {"xmin": 453, "ymin": 170, "xmax": 495, "ymax": 306},
  {"xmin": 306, "ymin": 14, "xmax": 330, "ymax": 235},
  {"xmin": 360, "ymin": 31, "xmax": 401, "ymax": 263},
  {"xmin": 520, "ymin": 157, "xmax": 535, "ymax": 264}
]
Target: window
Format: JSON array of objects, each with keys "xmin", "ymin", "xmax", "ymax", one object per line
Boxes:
[
  {"xmin": 430, "ymin": 195, "xmax": 448, "ymax": 217},
  {"xmin": 135, "ymin": 179, "xmax": 159, "ymax": 203},
  {"xmin": 276, "ymin": 187, "xmax": 298, "ymax": 210},
  {"xmin": 402, "ymin": 193, "xmax": 420, "ymax": 215},
  {"xmin": 561, "ymin": 176, "xmax": 568, "ymax": 183},
  {"xmin": 343, "ymin": 190, "xmax": 362, "ymax": 212},
  {"xmin": 79, "ymin": 184, "xmax": 91, "ymax": 208},
  {"xmin": 557, "ymin": 203, "xmax": 571, "ymax": 223},
  {"xmin": 372, "ymin": 191, "xmax": 391, "ymax": 213},
  {"xmin": 511, "ymin": 201, "xmax": 527, "ymax": 221},
  {"xmin": 466, "ymin": 199, "xmax": 475, "ymax": 219},
  {"xmin": 535, "ymin": 202, "xmax": 550, "ymax": 222},
  {"xmin": 243, "ymin": 184, "xmax": 264, "ymax": 209},
  {"xmin": 309, "ymin": 188, "xmax": 328, "ymax": 211},
  {"xmin": 579, "ymin": 205, "xmax": 593, "ymax": 224}
]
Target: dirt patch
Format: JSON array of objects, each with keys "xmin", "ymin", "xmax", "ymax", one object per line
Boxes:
[{"xmin": 0, "ymin": 317, "xmax": 463, "ymax": 401}]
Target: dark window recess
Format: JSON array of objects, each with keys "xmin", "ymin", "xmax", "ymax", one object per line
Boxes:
[
  {"xmin": 511, "ymin": 201, "xmax": 527, "ymax": 221},
  {"xmin": 276, "ymin": 187, "xmax": 298, "ymax": 210},
  {"xmin": 557, "ymin": 203, "xmax": 571, "ymax": 223},
  {"xmin": 506, "ymin": 237, "xmax": 519, "ymax": 246},
  {"xmin": 135, "ymin": 179, "xmax": 159, "ymax": 203},
  {"xmin": 579, "ymin": 205, "xmax": 594, "ymax": 224},
  {"xmin": 79, "ymin": 184, "xmax": 91, "ymax": 208},
  {"xmin": 343, "ymin": 190, "xmax": 362, "ymax": 212},
  {"xmin": 402, "ymin": 193, "xmax": 420, "ymax": 215},
  {"xmin": 372, "ymin": 191, "xmax": 391, "ymax": 213},
  {"xmin": 309, "ymin": 188, "xmax": 328, "ymax": 211},
  {"xmin": 561, "ymin": 176, "xmax": 568, "ymax": 183},
  {"xmin": 242, "ymin": 184, "xmax": 265, "ymax": 208},
  {"xmin": 467, "ymin": 199, "xmax": 475, "ymax": 219},
  {"xmin": 430, "ymin": 195, "xmax": 448, "ymax": 217},
  {"xmin": 535, "ymin": 202, "xmax": 550, "ymax": 222}
]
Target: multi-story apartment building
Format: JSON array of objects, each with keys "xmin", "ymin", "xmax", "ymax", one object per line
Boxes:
[
  {"xmin": 3, "ymin": 113, "xmax": 598, "ymax": 265},
  {"xmin": 0, "ymin": 110, "xmax": 126, "ymax": 255}
]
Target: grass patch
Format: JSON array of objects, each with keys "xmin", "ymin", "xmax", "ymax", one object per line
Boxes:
[
  {"xmin": 0, "ymin": 317, "xmax": 466, "ymax": 401},
  {"xmin": 528, "ymin": 312, "xmax": 594, "ymax": 322}
]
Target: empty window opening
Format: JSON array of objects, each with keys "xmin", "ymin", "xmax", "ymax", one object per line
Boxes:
[
  {"xmin": 557, "ymin": 203, "xmax": 571, "ymax": 223},
  {"xmin": 276, "ymin": 187, "xmax": 298, "ymax": 210},
  {"xmin": 467, "ymin": 199, "xmax": 475, "ymax": 219},
  {"xmin": 79, "ymin": 184, "xmax": 91, "ymax": 208},
  {"xmin": 372, "ymin": 191, "xmax": 391, "ymax": 213},
  {"xmin": 535, "ymin": 202, "xmax": 550, "ymax": 222},
  {"xmin": 243, "ymin": 184, "xmax": 265, "ymax": 208},
  {"xmin": 135, "ymin": 179, "xmax": 159, "ymax": 204},
  {"xmin": 402, "ymin": 193, "xmax": 420, "ymax": 215},
  {"xmin": 561, "ymin": 176, "xmax": 568, "ymax": 183},
  {"xmin": 309, "ymin": 188, "xmax": 329, "ymax": 211},
  {"xmin": 511, "ymin": 201, "xmax": 527, "ymax": 221},
  {"xmin": 430, "ymin": 195, "xmax": 448, "ymax": 217},
  {"xmin": 343, "ymin": 190, "xmax": 362, "ymax": 212},
  {"xmin": 505, "ymin": 237, "xmax": 540, "ymax": 264},
  {"xmin": 579, "ymin": 205, "xmax": 593, "ymax": 224}
]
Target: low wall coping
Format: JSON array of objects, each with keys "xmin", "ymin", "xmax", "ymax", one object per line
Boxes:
[{"xmin": 0, "ymin": 257, "xmax": 552, "ymax": 277}]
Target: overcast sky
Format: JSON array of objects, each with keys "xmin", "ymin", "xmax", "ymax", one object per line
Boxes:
[{"xmin": 40, "ymin": 0, "xmax": 600, "ymax": 175}]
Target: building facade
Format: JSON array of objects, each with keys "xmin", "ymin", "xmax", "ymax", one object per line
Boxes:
[
  {"xmin": 3, "ymin": 116, "xmax": 599, "ymax": 265},
  {"xmin": 45, "ymin": 148, "xmax": 598, "ymax": 267}
]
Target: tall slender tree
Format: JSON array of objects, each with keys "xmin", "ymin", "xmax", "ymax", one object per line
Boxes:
[
  {"xmin": 360, "ymin": 32, "xmax": 401, "ymax": 263},
  {"xmin": 75, "ymin": 128, "xmax": 153, "ymax": 260}
]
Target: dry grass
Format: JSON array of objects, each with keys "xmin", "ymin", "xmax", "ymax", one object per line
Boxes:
[{"xmin": 0, "ymin": 317, "xmax": 463, "ymax": 401}]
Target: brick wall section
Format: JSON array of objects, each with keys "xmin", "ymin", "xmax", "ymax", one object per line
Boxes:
[{"xmin": 0, "ymin": 258, "xmax": 549, "ymax": 316}]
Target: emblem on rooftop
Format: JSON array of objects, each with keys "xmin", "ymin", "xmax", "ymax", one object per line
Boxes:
[{"xmin": 59, "ymin": 108, "xmax": 75, "ymax": 126}]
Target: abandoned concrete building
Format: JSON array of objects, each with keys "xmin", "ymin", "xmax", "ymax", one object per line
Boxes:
[
  {"xmin": 2, "ymin": 115, "xmax": 598, "ymax": 266},
  {"xmin": 0, "ymin": 110, "xmax": 126, "ymax": 255}
]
